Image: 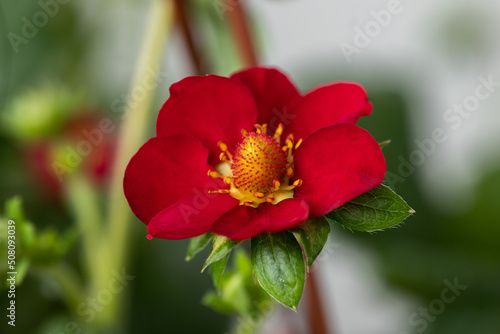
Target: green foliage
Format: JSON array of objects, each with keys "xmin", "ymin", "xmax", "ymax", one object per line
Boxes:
[
  {"xmin": 326, "ymin": 184, "xmax": 414, "ymax": 231},
  {"xmin": 209, "ymin": 253, "xmax": 229, "ymax": 290},
  {"xmin": 292, "ymin": 216, "xmax": 330, "ymax": 271},
  {"xmin": 202, "ymin": 234, "xmax": 239, "ymax": 272},
  {"xmin": 203, "ymin": 250, "xmax": 272, "ymax": 321},
  {"xmin": 0, "ymin": 197, "xmax": 76, "ymax": 288},
  {"xmin": 0, "ymin": 85, "xmax": 85, "ymax": 142},
  {"xmin": 250, "ymin": 232, "xmax": 305, "ymax": 311},
  {"xmin": 190, "ymin": 182, "xmax": 415, "ymax": 327},
  {"xmin": 198, "ymin": 185, "xmax": 413, "ymax": 316},
  {"xmin": 186, "ymin": 232, "xmax": 212, "ymax": 261}
]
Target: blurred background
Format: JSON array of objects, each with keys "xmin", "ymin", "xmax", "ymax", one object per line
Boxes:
[{"xmin": 1, "ymin": 0, "xmax": 499, "ymax": 333}]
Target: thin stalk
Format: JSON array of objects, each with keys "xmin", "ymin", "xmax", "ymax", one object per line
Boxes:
[
  {"xmin": 66, "ymin": 175, "xmax": 102, "ymax": 290},
  {"xmin": 105, "ymin": 0, "xmax": 174, "ymax": 275},
  {"xmin": 93, "ymin": 0, "xmax": 175, "ymax": 329},
  {"xmin": 173, "ymin": 0, "xmax": 206, "ymax": 75},
  {"xmin": 306, "ymin": 271, "xmax": 330, "ymax": 334},
  {"xmin": 225, "ymin": 1, "xmax": 258, "ymax": 68}
]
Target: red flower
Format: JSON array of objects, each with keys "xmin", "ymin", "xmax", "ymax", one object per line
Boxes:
[{"xmin": 123, "ymin": 67, "xmax": 385, "ymax": 241}]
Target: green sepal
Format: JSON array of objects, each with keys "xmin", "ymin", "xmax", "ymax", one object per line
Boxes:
[
  {"xmin": 292, "ymin": 216, "xmax": 330, "ymax": 271},
  {"xmin": 202, "ymin": 234, "xmax": 239, "ymax": 272},
  {"xmin": 209, "ymin": 253, "xmax": 229, "ymax": 291},
  {"xmin": 251, "ymin": 232, "xmax": 305, "ymax": 311},
  {"xmin": 379, "ymin": 139, "xmax": 391, "ymax": 148},
  {"xmin": 325, "ymin": 184, "xmax": 415, "ymax": 231},
  {"xmin": 186, "ymin": 232, "xmax": 212, "ymax": 261}
]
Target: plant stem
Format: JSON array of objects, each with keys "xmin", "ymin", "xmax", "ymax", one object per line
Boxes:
[
  {"xmin": 66, "ymin": 175, "xmax": 102, "ymax": 290},
  {"xmin": 306, "ymin": 271, "xmax": 330, "ymax": 334},
  {"xmin": 94, "ymin": 0, "xmax": 175, "ymax": 329},
  {"xmin": 226, "ymin": 1, "xmax": 258, "ymax": 68},
  {"xmin": 173, "ymin": 0, "xmax": 206, "ymax": 75},
  {"xmin": 106, "ymin": 0, "xmax": 174, "ymax": 276}
]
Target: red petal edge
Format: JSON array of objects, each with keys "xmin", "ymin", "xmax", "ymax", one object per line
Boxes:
[
  {"xmin": 211, "ymin": 198, "xmax": 310, "ymax": 241},
  {"xmin": 123, "ymin": 135, "xmax": 222, "ymax": 224},
  {"xmin": 147, "ymin": 194, "xmax": 238, "ymax": 240},
  {"xmin": 293, "ymin": 124, "xmax": 386, "ymax": 217},
  {"xmin": 231, "ymin": 67, "xmax": 300, "ymax": 131},
  {"xmin": 285, "ymin": 82, "xmax": 372, "ymax": 141}
]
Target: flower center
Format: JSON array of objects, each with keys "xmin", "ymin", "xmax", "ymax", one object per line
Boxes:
[
  {"xmin": 209, "ymin": 124, "xmax": 303, "ymax": 208},
  {"xmin": 232, "ymin": 132, "xmax": 287, "ymax": 194}
]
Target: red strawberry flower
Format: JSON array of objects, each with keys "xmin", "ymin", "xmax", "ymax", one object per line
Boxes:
[{"xmin": 123, "ymin": 67, "xmax": 386, "ymax": 241}]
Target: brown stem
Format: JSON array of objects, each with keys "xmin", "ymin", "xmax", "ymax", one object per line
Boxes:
[
  {"xmin": 225, "ymin": 0, "xmax": 258, "ymax": 68},
  {"xmin": 173, "ymin": 0, "xmax": 206, "ymax": 75},
  {"xmin": 306, "ymin": 271, "xmax": 330, "ymax": 334}
]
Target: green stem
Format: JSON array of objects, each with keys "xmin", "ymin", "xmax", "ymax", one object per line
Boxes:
[
  {"xmin": 66, "ymin": 175, "xmax": 102, "ymax": 289},
  {"xmin": 93, "ymin": 0, "xmax": 175, "ymax": 329},
  {"xmin": 106, "ymin": 0, "xmax": 174, "ymax": 265}
]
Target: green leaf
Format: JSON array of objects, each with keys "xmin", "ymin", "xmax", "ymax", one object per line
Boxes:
[
  {"xmin": 210, "ymin": 253, "xmax": 229, "ymax": 290},
  {"xmin": 325, "ymin": 184, "xmax": 415, "ymax": 231},
  {"xmin": 202, "ymin": 291, "xmax": 237, "ymax": 314},
  {"xmin": 4, "ymin": 196, "xmax": 25, "ymax": 222},
  {"xmin": 202, "ymin": 234, "xmax": 239, "ymax": 272},
  {"xmin": 234, "ymin": 248, "xmax": 252, "ymax": 277},
  {"xmin": 186, "ymin": 232, "xmax": 212, "ymax": 261},
  {"xmin": 292, "ymin": 216, "xmax": 330, "ymax": 271},
  {"xmin": 251, "ymin": 232, "xmax": 305, "ymax": 310},
  {"xmin": 14, "ymin": 258, "xmax": 30, "ymax": 286}
]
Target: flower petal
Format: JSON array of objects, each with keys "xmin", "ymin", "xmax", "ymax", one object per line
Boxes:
[
  {"xmin": 285, "ymin": 82, "xmax": 372, "ymax": 140},
  {"xmin": 231, "ymin": 67, "xmax": 300, "ymax": 130},
  {"xmin": 293, "ymin": 124, "xmax": 386, "ymax": 217},
  {"xmin": 147, "ymin": 194, "xmax": 238, "ymax": 240},
  {"xmin": 156, "ymin": 75, "xmax": 257, "ymax": 166},
  {"xmin": 211, "ymin": 198, "xmax": 310, "ymax": 241},
  {"xmin": 123, "ymin": 135, "xmax": 224, "ymax": 224}
]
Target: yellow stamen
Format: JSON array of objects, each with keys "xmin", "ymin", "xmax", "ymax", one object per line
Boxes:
[
  {"xmin": 255, "ymin": 124, "xmax": 268, "ymax": 134},
  {"xmin": 273, "ymin": 123, "xmax": 284, "ymax": 140},
  {"xmin": 295, "ymin": 138, "xmax": 303, "ymax": 149},
  {"xmin": 208, "ymin": 170, "xmax": 220, "ymax": 178},
  {"xmin": 209, "ymin": 189, "xmax": 230, "ymax": 194},
  {"xmin": 218, "ymin": 141, "xmax": 233, "ymax": 160}
]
